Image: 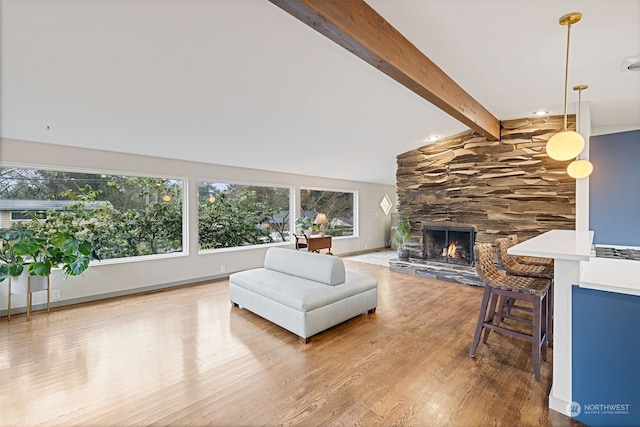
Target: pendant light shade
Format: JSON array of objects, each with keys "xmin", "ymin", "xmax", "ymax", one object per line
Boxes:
[
  {"xmin": 567, "ymin": 159, "xmax": 593, "ymax": 179},
  {"xmin": 546, "ymin": 130, "xmax": 585, "ymax": 161}
]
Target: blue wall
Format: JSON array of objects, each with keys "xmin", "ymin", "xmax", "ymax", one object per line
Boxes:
[
  {"xmin": 589, "ymin": 130, "xmax": 640, "ymax": 246},
  {"xmin": 572, "ymin": 286, "xmax": 640, "ymax": 426}
]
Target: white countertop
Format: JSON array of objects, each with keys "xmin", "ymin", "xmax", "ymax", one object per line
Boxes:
[
  {"xmin": 507, "ymin": 230, "xmax": 594, "ymax": 261},
  {"xmin": 579, "ymin": 257, "xmax": 640, "ymax": 297}
]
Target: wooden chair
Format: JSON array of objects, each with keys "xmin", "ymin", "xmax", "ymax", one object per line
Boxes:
[
  {"xmin": 293, "ymin": 233, "xmax": 308, "ymax": 251},
  {"xmin": 470, "ymin": 243, "xmax": 551, "ymax": 380}
]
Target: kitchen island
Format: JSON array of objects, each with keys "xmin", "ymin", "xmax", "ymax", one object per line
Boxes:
[
  {"xmin": 509, "ymin": 230, "xmax": 640, "ymax": 426},
  {"xmin": 508, "ymin": 230, "xmax": 593, "ymax": 416}
]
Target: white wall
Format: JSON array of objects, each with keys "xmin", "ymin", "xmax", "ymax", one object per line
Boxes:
[
  {"xmin": 575, "ymin": 101, "xmax": 592, "ymax": 231},
  {"xmin": 0, "ymin": 138, "xmax": 395, "ymax": 313}
]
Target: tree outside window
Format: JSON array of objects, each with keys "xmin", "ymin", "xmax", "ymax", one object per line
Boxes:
[
  {"xmin": 299, "ymin": 188, "xmax": 355, "ymax": 237},
  {"xmin": 197, "ymin": 181, "xmax": 291, "ymax": 250},
  {"xmin": 0, "ymin": 167, "xmax": 184, "ymax": 260}
]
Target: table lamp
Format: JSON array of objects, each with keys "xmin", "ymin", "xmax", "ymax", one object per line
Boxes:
[{"xmin": 314, "ymin": 213, "xmax": 328, "ymax": 236}]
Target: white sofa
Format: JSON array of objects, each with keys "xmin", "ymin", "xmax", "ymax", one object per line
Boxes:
[{"xmin": 229, "ymin": 247, "xmax": 378, "ymax": 343}]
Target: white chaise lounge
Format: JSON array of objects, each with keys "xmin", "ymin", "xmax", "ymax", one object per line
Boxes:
[{"xmin": 229, "ymin": 247, "xmax": 378, "ymax": 343}]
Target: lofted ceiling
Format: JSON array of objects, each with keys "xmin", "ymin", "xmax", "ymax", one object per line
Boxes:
[{"xmin": 1, "ymin": 0, "xmax": 639, "ymax": 185}]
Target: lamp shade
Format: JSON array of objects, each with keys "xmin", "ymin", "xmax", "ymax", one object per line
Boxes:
[
  {"xmin": 567, "ymin": 159, "xmax": 593, "ymax": 179},
  {"xmin": 546, "ymin": 130, "xmax": 585, "ymax": 161},
  {"xmin": 314, "ymin": 213, "xmax": 328, "ymax": 225}
]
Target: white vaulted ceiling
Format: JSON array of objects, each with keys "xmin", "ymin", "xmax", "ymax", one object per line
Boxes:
[{"xmin": 1, "ymin": 0, "xmax": 638, "ymax": 184}]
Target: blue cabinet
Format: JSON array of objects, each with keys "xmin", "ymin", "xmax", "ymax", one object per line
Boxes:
[{"xmin": 572, "ymin": 285, "xmax": 640, "ymax": 426}]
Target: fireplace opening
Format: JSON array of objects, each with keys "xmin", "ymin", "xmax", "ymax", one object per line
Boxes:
[{"xmin": 423, "ymin": 225, "xmax": 476, "ymax": 266}]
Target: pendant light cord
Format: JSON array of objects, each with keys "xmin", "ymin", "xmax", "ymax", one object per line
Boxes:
[
  {"xmin": 563, "ymin": 22, "xmax": 572, "ymax": 131},
  {"xmin": 577, "ymin": 88, "xmax": 581, "ymax": 133}
]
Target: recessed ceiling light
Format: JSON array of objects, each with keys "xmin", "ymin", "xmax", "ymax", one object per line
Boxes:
[
  {"xmin": 426, "ymin": 135, "xmax": 440, "ymax": 142},
  {"xmin": 533, "ymin": 111, "xmax": 548, "ymax": 116}
]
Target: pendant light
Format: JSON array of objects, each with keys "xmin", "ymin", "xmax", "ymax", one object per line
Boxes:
[
  {"xmin": 546, "ymin": 12, "xmax": 585, "ymax": 161},
  {"xmin": 567, "ymin": 84, "xmax": 593, "ymax": 178},
  {"xmin": 567, "ymin": 160, "xmax": 593, "ymax": 178}
]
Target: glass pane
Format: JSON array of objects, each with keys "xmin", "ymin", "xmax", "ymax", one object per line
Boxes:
[
  {"xmin": 299, "ymin": 188, "xmax": 355, "ymax": 237},
  {"xmin": 197, "ymin": 181, "xmax": 291, "ymax": 250},
  {"xmin": 448, "ymin": 230, "xmax": 473, "ymax": 264},
  {"xmin": 425, "ymin": 230, "xmax": 446, "ymax": 260},
  {"xmin": 0, "ymin": 167, "xmax": 184, "ymax": 259}
]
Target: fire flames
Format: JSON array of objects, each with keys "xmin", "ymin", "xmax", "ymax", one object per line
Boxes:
[{"xmin": 442, "ymin": 240, "xmax": 459, "ymax": 258}]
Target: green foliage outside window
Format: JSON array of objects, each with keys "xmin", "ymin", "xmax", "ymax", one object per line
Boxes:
[
  {"xmin": 300, "ymin": 188, "xmax": 355, "ymax": 237},
  {"xmin": 1, "ymin": 168, "xmax": 293, "ymax": 258},
  {"xmin": 197, "ymin": 182, "xmax": 291, "ymax": 250},
  {"xmin": 1, "ymin": 168, "xmax": 184, "ymax": 259}
]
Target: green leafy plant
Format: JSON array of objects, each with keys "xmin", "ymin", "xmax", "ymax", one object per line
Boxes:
[
  {"xmin": 295, "ymin": 216, "xmax": 315, "ymax": 233},
  {"xmin": 392, "ymin": 216, "xmax": 412, "ymax": 259},
  {"xmin": 392, "ymin": 217, "xmax": 412, "ymax": 248},
  {"xmin": 0, "ymin": 227, "xmax": 33, "ymax": 281},
  {"xmin": 0, "ymin": 222, "xmax": 99, "ymax": 284}
]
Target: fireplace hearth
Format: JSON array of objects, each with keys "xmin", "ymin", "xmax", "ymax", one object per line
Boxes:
[{"xmin": 423, "ymin": 225, "xmax": 476, "ymax": 266}]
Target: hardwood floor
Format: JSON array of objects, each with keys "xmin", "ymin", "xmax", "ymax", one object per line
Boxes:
[{"xmin": 0, "ymin": 260, "xmax": 584, "ymax": 426}]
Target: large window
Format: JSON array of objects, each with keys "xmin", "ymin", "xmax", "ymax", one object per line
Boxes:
[
  {"xmin": 198, "ymin": 181, "xmax": 291, "ymax": 250},
  {"xmin": 299, "ymin": 188, "xmax": 355, "ymax": 237},
  {"xmin": 0, "ymin": 167, "xmax": 184, "ymax": 260}
]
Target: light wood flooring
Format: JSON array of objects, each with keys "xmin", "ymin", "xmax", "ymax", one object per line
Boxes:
[{"xmin": 0, "ymin": 259, "xmax": 584, "ymax": 426}]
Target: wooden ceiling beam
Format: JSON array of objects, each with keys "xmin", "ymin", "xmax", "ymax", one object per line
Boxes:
[{"xmin": 269, "ymin": 0, "xmax": 501, "ymax": 140}]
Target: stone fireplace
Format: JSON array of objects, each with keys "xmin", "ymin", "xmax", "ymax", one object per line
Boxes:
[
  {"xmin": 390, "ymin": 116, "xmax": 577, "ymax": 287},
  {"xmin": 423, "ymin": 225, "xmax": 476, "ymax": 266},
  {"xmin": 395, "ymin": 116, "xmax": 576, "ymax": 248}
]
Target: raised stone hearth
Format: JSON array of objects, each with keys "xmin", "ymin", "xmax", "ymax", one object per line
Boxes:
[{"xmin": 389, "ymin": 257, "xmax": 484, "ymax": 287}]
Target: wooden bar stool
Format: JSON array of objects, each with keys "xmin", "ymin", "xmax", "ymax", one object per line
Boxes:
[
  {"xmin": 470, "ymin": 243, "xmax": 551, "ymax": 380},
  {"xmin": 496, "ymin": 237, "xmax": 554, "ymax": 346}
]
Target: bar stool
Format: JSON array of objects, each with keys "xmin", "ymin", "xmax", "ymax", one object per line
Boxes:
[
  {"xmin": 496, "ymin": 238, "xmax": 553, "ymax": 280},
  {"xmin": 496, "ymin": 238, "xmax": 554, "ymax": 346},
  {"xmin": 470, "ymin": 243, "xmax": 551, "ymax": 380},
  {"xmin": 506, "ymin": 234, "xmax": 554, "ymax": 267}
]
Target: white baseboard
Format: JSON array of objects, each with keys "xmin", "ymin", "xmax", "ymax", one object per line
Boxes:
[{"xmin": 549, "ymin": 386, "xmax": 572, "ymax": 417}]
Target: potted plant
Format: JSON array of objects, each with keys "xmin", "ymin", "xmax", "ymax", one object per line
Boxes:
[
  {"xmin": 392, "ymin": 216, "xmax": 412, "ymax": 260},
  {"xmin": 295, "ymin": 216, "xmax": 317, "ymax": 236},
  {"xmin": 0, "ymin": 223, "xmax": 99, "ymax": 290},
  {"xmin": 1, "ymin": 223, "xmax": 98, "ymax": 319}
]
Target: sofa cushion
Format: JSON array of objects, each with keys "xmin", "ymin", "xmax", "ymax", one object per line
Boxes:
[
  {"xmin": 229, "ymin": 268, "xmax": 376, "ymax": 312},
  {"xmin": 264, "ymin": 247, "xmax": 345, "ymax": 286}
]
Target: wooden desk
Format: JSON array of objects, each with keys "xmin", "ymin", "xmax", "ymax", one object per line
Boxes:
[{"xmin": 307, "ymin": 236, "xmax": 332, "ymax": 255}]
